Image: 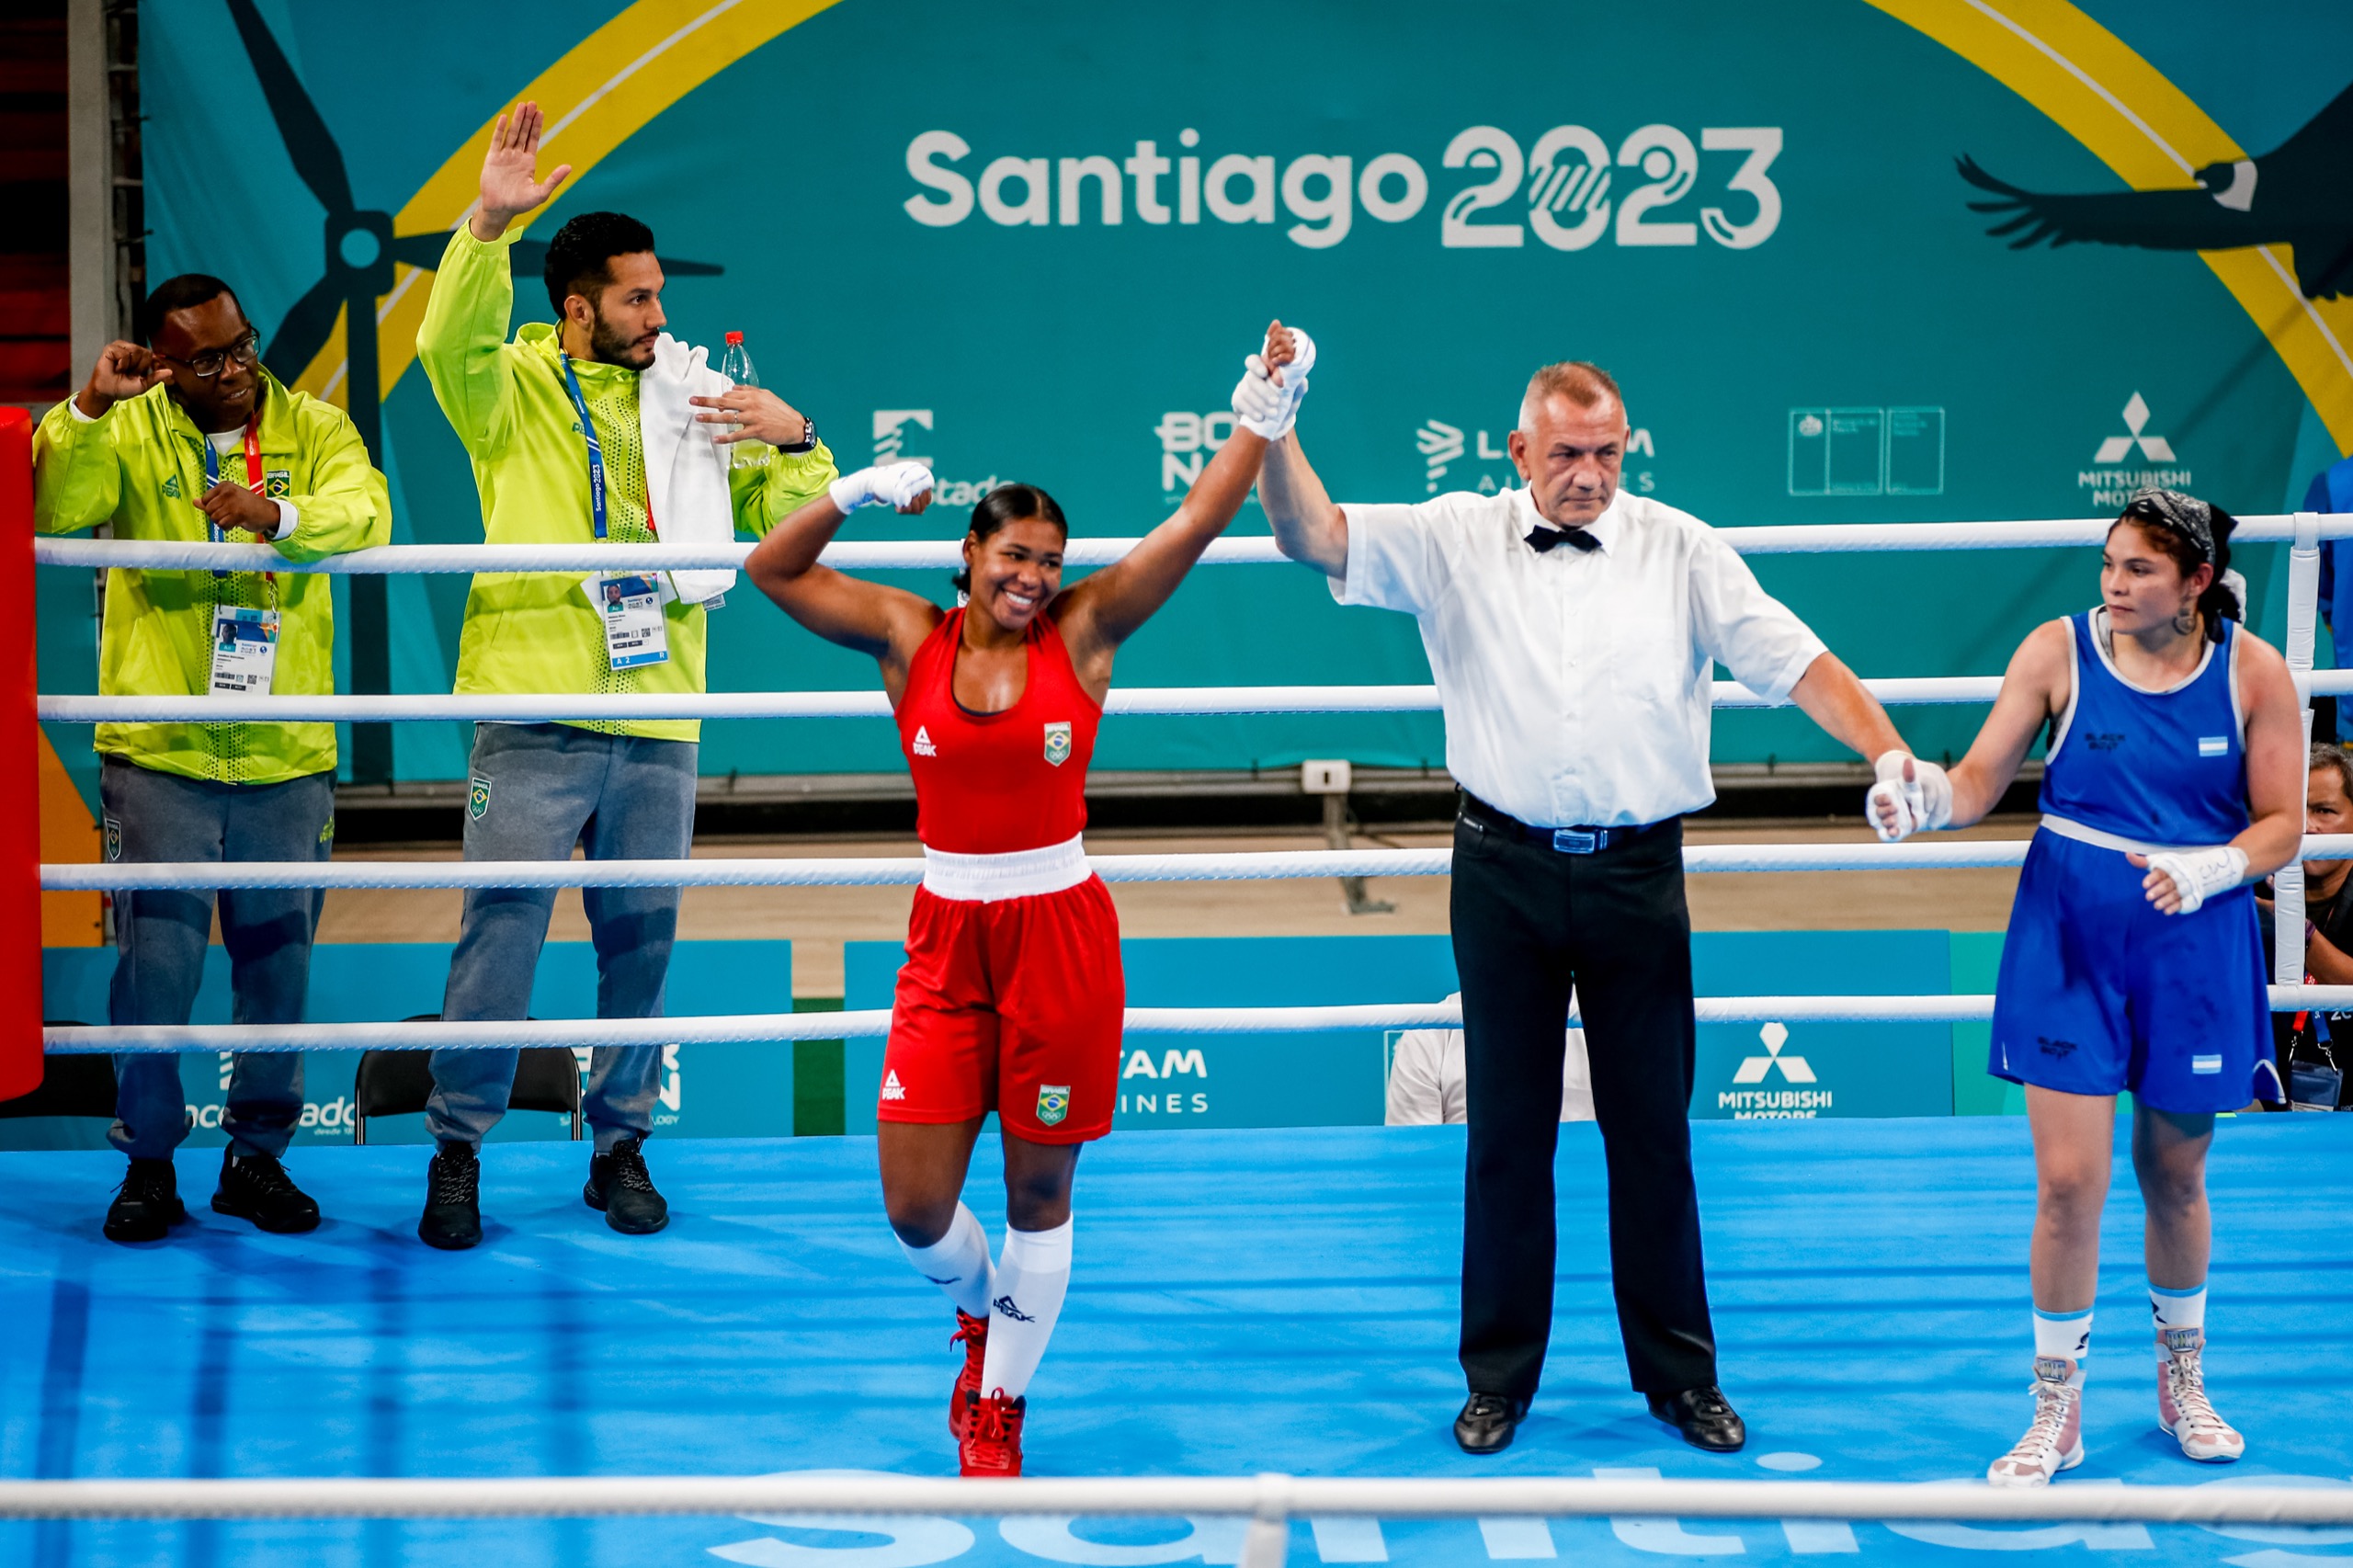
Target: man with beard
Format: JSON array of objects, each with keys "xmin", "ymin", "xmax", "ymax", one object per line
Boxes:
[{"xmin": 413, "ymin": 101, "xmax": 837, "ymax": 1249}]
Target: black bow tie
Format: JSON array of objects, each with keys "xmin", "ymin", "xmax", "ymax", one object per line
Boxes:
[{"xmin": 1527, "ymin": 525, "xmax": 1601, "ymax": 554}]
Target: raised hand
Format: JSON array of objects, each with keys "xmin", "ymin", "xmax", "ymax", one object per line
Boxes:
[
  {"xmin": 471, "ymin": 101, "xmax": 574, "ymax": 240},
  {"xmin": 828, "ymin": 462, "xmax": 935, "ymax": 517},
  {"xmin": 1233, "ymin": 319, "xmax": 1315, "ymax": 440},
  {"xmin": 76, "ymin": 340, "xmax": 171, "ymax": 417}
]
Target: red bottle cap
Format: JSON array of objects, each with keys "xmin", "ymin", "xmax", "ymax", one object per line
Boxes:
[{"xmin": 724, "ymin": 331, "xmax": 744, "ymax": 345}]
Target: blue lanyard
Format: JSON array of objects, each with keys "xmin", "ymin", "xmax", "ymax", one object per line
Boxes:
[{"xmin": 558, "ymin": 354, "xmax": 609, "ymax": 541}]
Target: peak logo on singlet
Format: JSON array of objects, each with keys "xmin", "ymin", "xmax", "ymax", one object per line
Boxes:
[
  {"xmin": 913, "ymin": 726, "xmax": 938, "ymax": 758},
  {"xmin": 2085, "ymin": 733, "xmax": 2125, "ymax": 751},
  {"xmin": 881, "ymin": 1070, "xmax": 907, "ymax": 1101}
]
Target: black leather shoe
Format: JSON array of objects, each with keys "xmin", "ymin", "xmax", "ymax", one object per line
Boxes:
[
  {"xmin": 1454, "ymin": 1392, "xmax": 1529, "ymax": 1455},
  {"xmin": 211, "ymin": 1150, "xmax": 320, "ymax": 1233},
  {"xmin": 1647, "ymin": 1385, "xmax": 1746, "ymax": 1452},
  {"xmin": 104, "ymin": 1158, "xmax": 187, "ymax": 1244},
  {"xmin": 584, "ymin": 1136, "xmax": 669, "ymax": 1234},
  {"xmin": 418, "ymin": 1142, "xmax": 483, "ymax": 1251}
]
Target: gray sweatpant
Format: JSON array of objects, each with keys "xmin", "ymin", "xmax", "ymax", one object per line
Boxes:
[
  {"xmin": 101, "ymin": 756, "xmax": 333, "ymax": 1161},
  {"xmin": 427, "ymin": 722, "xmax": 695, "ymax": 1152}
]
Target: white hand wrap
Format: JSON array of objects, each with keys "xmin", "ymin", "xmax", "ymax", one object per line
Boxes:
[
  {"xmin": 829, "ymin": 461, "xmax": 934, "ymax": 514},
  {"xmin": 1232, "ymin": 327, "xmax": 1315, "ymax": 440},
  {"xmin": 1865, "ymin": 750, "xmax": 1952, "ymax": 843},
  {"xmin": 2143, "ymin": 846, "xmax": 2248, "ymax": 915}
]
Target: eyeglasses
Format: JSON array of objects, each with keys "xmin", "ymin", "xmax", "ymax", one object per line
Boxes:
[{"xmin": 159, "ymin": 331, "xmax": 261, "ymax": 380}]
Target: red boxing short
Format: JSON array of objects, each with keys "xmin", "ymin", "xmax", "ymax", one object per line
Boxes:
[{"xmin": 881, "ymin": 875, "xmax": 1124, "ymax": 1143}]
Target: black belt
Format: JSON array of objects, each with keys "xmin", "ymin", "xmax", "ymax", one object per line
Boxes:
[{"xmin": 1459, "ymin": 792, "xmax": 1665, "ymax": 856}]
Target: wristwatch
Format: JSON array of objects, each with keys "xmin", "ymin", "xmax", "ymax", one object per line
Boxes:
[{"xmin": 781, "ymin": 416, "xmax": 817, "ymax": 455}]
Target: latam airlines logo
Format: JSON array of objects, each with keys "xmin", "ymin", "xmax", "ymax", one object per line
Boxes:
[{"xmin": 1414, "ymin": 419, "xmax": 1656, "ymax": 495}]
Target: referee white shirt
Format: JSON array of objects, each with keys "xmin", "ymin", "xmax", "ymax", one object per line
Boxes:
[{"xmin": 1336, "ymin": 485, "xmax": 1826, "ymax": 828}]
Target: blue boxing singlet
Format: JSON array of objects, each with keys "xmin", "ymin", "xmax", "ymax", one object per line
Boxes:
[
  {"xmin": 2038, "ymin": 609, "xmax": 2249, "ymax": 851},
  {"xmin": 1989, "ymin": 608, "xmax": 2268, "ymax": 1112}
]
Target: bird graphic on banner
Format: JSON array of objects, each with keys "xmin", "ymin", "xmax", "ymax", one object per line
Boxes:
[{"xmin": 1955, "ymin": 80, "xmax": 2353, "ymax": 300}]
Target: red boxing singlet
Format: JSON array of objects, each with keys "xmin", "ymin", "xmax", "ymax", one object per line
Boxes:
[{"xmin": 897, "ymin": 608, "xmax": 1102, "ymax": 855}]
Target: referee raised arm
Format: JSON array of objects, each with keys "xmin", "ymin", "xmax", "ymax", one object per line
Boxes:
[{"xmin": 1259, "ymin": 359, "xmax": 1933, "ymax": 1456}]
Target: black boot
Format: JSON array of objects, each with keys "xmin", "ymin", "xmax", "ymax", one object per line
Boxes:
[
  {"xmin": 104, "ymin": 1158, "xmax": 187, "ymax": 1244},
  {"xmin": 211, "ymin": 1149, "xmax": 321, "ymax": 1233},
  {"xmin": 584, "ymin": 1136, "xmax": 668, "ymax": 1234},
  {"xmin": 418, "ymin": 1142, "xmax": 483, "ymax": 1251}
]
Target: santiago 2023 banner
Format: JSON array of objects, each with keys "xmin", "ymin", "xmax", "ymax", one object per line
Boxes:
[{"xmin": 40, "ymin": 0, "xmax": 2353, "ymax": 798}]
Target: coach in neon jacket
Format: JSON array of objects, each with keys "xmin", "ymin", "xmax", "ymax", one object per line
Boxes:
[
  {"xmin": 410, "ymin": 100, "xmax": 835, "ymax": 1250},
  {"xmin": 35, "ymin": 272, "xmax": 391, "ymax": 1244}
]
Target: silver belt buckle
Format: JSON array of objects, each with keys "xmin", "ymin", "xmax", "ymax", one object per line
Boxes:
[{"xmin": 1552, "ymin": 827, "xmax": 1600, "ymax": 855}]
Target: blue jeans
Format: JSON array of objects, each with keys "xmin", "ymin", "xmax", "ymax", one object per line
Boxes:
[
  {"xmin": 100, "ymin": 756, "xmax": 333, "ymax": 1161},
  {"xmin": 427, "ymin": 723, "xmax": 695, "ymax": 1152}
]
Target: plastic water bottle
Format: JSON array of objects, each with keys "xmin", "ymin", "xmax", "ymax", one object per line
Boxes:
[{"xmin": 717, "ymin": 331, "xmax": 771, "ymax": 469}]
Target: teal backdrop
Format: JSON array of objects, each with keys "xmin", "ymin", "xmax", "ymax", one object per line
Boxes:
[{"xmin": 34, "ymin": 1, "xmax": 2353, "ymax": 805}]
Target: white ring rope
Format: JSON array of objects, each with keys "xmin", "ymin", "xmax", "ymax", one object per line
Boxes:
[
  {"xmin": 43, "ymin": 835, "xmax": 2353, "ymax": 892},
  {"xmin": 42, "ymin": 673, "xmax": 2353, "ymax": 726},
  {"xmin": 40, "ymin": 989, "xmax": 2353, "ymax": 1053},
  {"xmin": 0, "ymin": 1471, "xmax": 2347, "ymax": 1526},
  {"xmin": 31, "ymin": 511, "xmax": 2353, "ymax": 577}
]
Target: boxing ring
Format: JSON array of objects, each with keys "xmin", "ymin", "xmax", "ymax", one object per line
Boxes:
[{"xmin": 10, "ymin": 502, "xmax": 2353, "ymax": 1562}]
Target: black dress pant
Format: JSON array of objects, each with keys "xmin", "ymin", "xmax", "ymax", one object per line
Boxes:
[{"xmin": 1451, "ymin": 808, "xmax": 1718, "ymax": 1402}]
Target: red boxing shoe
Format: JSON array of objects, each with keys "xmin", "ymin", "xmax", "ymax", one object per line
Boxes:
[
  {"xmin": 959, "ymin": 1392, "xmax": 1026, "ymax": 1478},
  {"xmin": 949, "ymin": 1311, "xmax": 988, "ymax": 1437}
]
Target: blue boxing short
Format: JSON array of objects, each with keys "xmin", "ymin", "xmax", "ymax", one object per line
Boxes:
[{"xmin": 1990, "ymin": 827, "xmax": 2269, "ymax": 1113}]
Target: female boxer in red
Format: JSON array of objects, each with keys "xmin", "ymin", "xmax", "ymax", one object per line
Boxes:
[{"xmin": 743, "ymin": 324, "xmax": 1309, "ymax": 1476}]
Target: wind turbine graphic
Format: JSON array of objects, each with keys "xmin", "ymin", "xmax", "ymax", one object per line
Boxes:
[{"xmin": 223, "ymin": 0, "xmax": 722, "ymax": 784}]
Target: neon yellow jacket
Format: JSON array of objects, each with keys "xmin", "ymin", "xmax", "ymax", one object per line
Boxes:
[
  {"xmin": 416, "ymin": 226, "xmax": 836, "ymax": 744},
  {"xmin": 34, "ymin": 372, "xmax": 392, "ymax": 785}
]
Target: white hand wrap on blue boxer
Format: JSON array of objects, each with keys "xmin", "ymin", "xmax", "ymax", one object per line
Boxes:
[
  {"xmin": 2143, "ymin": 846, "xmax": 2248, "ymax": 915},
  {"xmin": 829, "ymin": 461, "xmax": 933, "ymax": 514},
  {"xmin": 1867, "ymin": 750, "xmax": 1952, "ymax": 843}
]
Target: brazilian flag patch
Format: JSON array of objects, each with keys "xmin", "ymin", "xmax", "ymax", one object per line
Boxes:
[
  {"xmin": 468, "ymin": 777, "xmax": 493, "ymax": 821},
  {"xmin": 1035, "ymin": 1085, "xmax": 1071, "ymax": 1127},
  {"xmin": 266, "ymin": 469, "xmax": 292, "ymax": 499}
]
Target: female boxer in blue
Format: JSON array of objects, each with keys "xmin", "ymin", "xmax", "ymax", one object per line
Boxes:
[{"xmin": 1869, "ymin": 490, "xmax": 2302, "ymax": 1486}]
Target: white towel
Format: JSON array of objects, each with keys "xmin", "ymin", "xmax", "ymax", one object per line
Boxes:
[{"xmin": 638, "ymin": 333, "xmax": 738, "ymax": 608}]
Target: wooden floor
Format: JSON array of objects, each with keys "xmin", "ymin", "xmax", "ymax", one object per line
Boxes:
[{"xmin": 316, "ymin": 816, "xmax": 2034, "ymax": 997}]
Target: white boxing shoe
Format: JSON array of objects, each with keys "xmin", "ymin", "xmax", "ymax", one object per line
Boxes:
[
  {"xmin": 1988, "ymin": 1357, "xmax": 2086, "ymax": 1487},
  {"xmin": 2156, "ymin": 1327, "xmax": 2245, "ymax": 1463}
]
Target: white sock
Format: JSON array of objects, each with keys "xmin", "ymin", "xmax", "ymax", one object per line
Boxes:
[
  {"xmin": 2033, "ymin": 1305, "xmax": 2092, "ymax": 1381},
  {"xmin": 2150, "ymin": 1282, "xmax": 2206, "ymax": 1336},
  {"xmin": 980, "ymin": 1217, "xmax": 1073, "ymax": 1403},
  {"xmin": 896, "ymin": 1202, "xmax": 994, "ymax": 1320}
]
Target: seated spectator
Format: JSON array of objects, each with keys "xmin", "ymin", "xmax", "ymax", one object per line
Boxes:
[
  {"xmin": 2257, "ymin": 743, "xmax": 2353, "ymax": 1108},
  {"xmin": 1386, "ymin": 992, "xmax": 1595, "ymax": 1125}
]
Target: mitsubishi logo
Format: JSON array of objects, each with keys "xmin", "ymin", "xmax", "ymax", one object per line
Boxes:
[
  {"xmin": 1732, "ymin": 1021, "xmax": 1816, "ymax": 1085},
  {"xmin": 2094, "ymin": 393, "xmax": 2177, "ymax": 464}
]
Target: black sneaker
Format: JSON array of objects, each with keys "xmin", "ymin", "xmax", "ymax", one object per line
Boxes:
[
  {"xmin": 418, "ymin": 1142, "xmax": 483, "ymax": 1251},
  {"xmin": 104, "ymin": 1158, "xmax": 187, "ymax": 1244},
  {"xmin": 211, "ymin": 1150, "xmax": 321, "ymax": 1233},
  {"xmin": 584, "ymin": 1136, "xmax": 669, "ymax": 1234}
]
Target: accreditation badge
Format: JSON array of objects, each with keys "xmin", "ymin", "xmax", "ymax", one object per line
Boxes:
[
  {"xmin": 1042, "ymin": 721, "xmax": 1073, "ymax": 767},
  {"xmin": 586, "ymin": 573, "xmax": 669, "ymax": 671},
  {"xmin": 208, "ymin": 607, "xmax": 279, "ymax": 696}
]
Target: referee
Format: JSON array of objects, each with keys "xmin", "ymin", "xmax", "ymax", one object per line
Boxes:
[{"xmin": 1260, "ymin": 359, "xmax": 1925, "ymax": 1454}]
